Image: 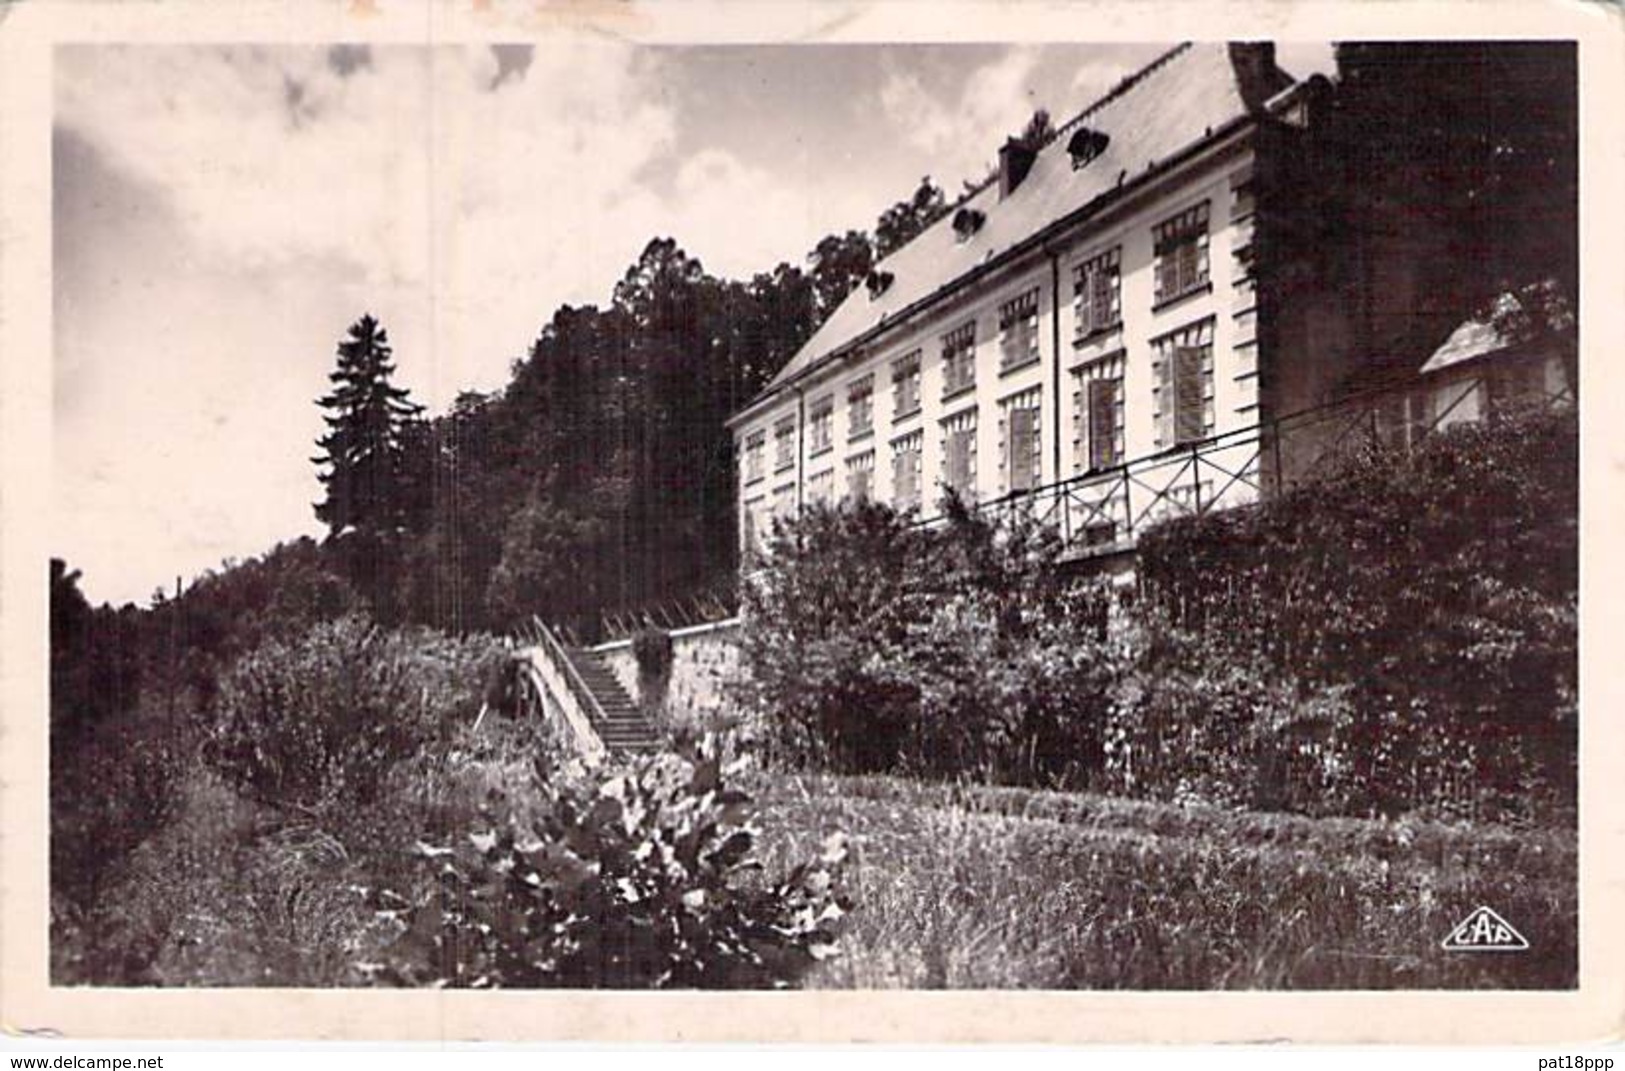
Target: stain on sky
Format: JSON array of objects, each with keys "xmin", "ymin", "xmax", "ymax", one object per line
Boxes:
[
  {"xmin": 489, "ymin": 43, "xmax": 534, "ymax": 89},
  {"xmin": 327, "ymin": 43, "xmax": 372, "ymax": 77}
]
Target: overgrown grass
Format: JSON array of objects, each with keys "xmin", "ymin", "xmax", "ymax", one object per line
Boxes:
[{"xmin": 751, "ymin": 771, "xmax": 1576, "ymax": 990}]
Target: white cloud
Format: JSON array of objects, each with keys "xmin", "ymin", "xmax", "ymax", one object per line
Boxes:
[
  {"xmin": 54, "ymin": 42, "xmax": 850, "ymax": 406},
  {"xmin": 52, "ymin": 41, "xmax": 894, "ymax": 602},
  {"xmin": 878, "ymin": 46, "xmax": 1046, "ymax": 185}
]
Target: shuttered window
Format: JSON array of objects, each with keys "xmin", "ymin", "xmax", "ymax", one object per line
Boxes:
[
  {"xmin": 1072, "ymin": 352, "xmax": 1125, "ymax": 474},
  {"xmin": 893, "ymin": 351, "xmax": 922, "ymax": 420},
  {"xmin": 1088, "ymin": 379, "xmax": 1120, "ymax": 469},
  {"xmin": 848, "ymin": 375, "xmax": 874, "ymax": 438},
  {"xmin": 743, "ymin": 431, "xmax": 766, "ymax": 483},
  {"xmin": 998, "ymin": 289, "xmax": 1041, "ymax": 370},
  {"xmin": 771, "ymin": 483, "xmax": 796, "ymax": 526},
  {"xmin": 1173, "ymin": 346, "xmax": 1206, "ymax": 443},
  {"xmin": 742, "ymin": 498, "xmax": 764, "ymax": 556},
  {"xmin": 1000, "ymin": 388, "xmax": 1042, "ymax": 493},
  {"xmin": 891, "ymin": 431, "xmax": 923, "ymax": 511},
  {"xmin": 846, "ymin": 450, "xmax": 875, "ymax": 503},
  {"xmin": 809, "ymin": 397, "xmax": 834, "ymax": 455},
  {"xmin": 942, "ymin": 322, "xmax": 976, "ymax": 397},
  {"xmin": 773, "ymin": 417, "xmax": 797, "ymax": 472},
  {"xmin": 1073, "ymin": 247, "xmax": 1122, "ymax": 338},
  {"xmin": 1152, "ymin": 201, "xmax": 1211, "ymax": 306},
  {"xmin": 808, "ymin": 469, "xmax": 835, "ymax": 506},
  {"xmin": 1152, "ymin": 320, "xmax": 1215, "ymax": 449},
  {"xmin": 940, "ymin": 408, "xmax": 977, "ymax": 501}
]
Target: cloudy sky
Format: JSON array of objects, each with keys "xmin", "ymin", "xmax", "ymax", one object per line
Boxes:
[{"xmin": 55, "ymin": 39, "xmax": 1334, "ymax": 606}]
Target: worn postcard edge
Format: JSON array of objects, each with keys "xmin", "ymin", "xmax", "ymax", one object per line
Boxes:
[{"xmin": 2, "ymin": 0, "xmax": 1622, "ymax": 1045}]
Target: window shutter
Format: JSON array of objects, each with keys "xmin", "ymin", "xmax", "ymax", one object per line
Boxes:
[
  {"xmin": 1088, "ymin": 378, "xmax": 1118, "ymax": 469},
  {"xmin": 946, "ymin": 432, "xmax": 967, "ymax": 492},
  {"xmin": 1174, "ymin": 345, "xmax": 1205, "ymax": 444},
  {"xmin": 1155, "ymin": 356, "xmax": 1174, "ymax": 447},
  {"xmin": 1008, "ymin": 407, "xmax": 1036, "ymax": 491},
  {"xmin": 1092, "ymin": 267, "xmax": 1115, "ymax": 331}
]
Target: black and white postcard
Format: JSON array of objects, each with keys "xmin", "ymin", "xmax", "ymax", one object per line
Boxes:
[{"xmin": 2, "ymin": 0, "xmax": 1621, "ymax": 1046}]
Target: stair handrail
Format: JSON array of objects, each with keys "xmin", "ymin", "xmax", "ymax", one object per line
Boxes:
[{"xmin": 527, "ymin": 616, "xmax": 610, "ymax": 764}]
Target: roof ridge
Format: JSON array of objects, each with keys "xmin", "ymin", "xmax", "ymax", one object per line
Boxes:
[{"xmin": 1054, "ymin": 42, "xmax": 1193, "ymax": 142}]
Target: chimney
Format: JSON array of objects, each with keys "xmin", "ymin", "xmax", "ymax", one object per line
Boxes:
[
  {"xmin": 999, "ymin": 138, "xmax": 1038, "ymax": 199},
  {"xmin": 1228, "ymin": 41, "xmax": 1283, "ymax": 112}
]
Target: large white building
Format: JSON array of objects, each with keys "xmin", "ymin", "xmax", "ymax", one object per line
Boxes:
[{"xmin": 728, "ymin": 42, "xmax": 1326, "ymax": 557}]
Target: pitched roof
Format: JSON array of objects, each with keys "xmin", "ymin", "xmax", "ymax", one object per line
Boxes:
[{"xmin": 753, "ymin": 42, "xmax": 1290, "ymax": 402}]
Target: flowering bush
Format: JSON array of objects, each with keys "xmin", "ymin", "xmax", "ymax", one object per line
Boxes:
[
  {"xmin": 206, "ymin": 616, "xmax": 505, "ymax": 813},
  {"xmin": 373, "ymin": 737, "xmax": 849, "ymax": 988}
]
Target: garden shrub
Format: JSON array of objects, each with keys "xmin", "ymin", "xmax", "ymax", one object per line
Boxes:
[
  {"xmin": 1133, "ymin": 407, "xmax": 1577, "ymax": 821},
  {"xmin": 737, "ymin": 497, "xmax": 1119, "ymax": 786},
  {"xmin": 632, "ymin": 626, "xmax": 675, "ymax": 718},
  {"xmin": 372, "ymin": 736, "xmax": 850, "ymax": 988},
  {"xmin": 632, "ymin": 627, "xmax": 674, "ymax": 678},
  {"xmin": 206, "ymin": 615, "xmax": 506, "ymax": 813},
  {"xmin": 742, "ymin": 408, "xmax": 1575, "ymax": 822},
  {"xmin": 50, "ymin": 703, "xmax": 188, "ymax": 914}
]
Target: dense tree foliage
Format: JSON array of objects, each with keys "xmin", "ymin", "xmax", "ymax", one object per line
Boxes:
[
  {"xmin": 874, "ymin": 177, "xmax": 948, "ymax": 258},
  {"xmin": 1309, "ymin": 42, "xmax": 1577, "ymax": 359},
  {"xmin": 313, "ymin": 314, "xmax": 426, "ymax": 539}
]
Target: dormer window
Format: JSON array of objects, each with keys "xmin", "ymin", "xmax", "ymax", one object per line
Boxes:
[
  {"xmin": 952, "ymin": 207, "xmax": 986, "ymax": 243},
  {"xmin": 866, "ymin": 270, "xmax": 895, "ymax": 300},
  {"xmin": 1067, "ymin": 127, "xmax": 1110, "ymax": 170}
]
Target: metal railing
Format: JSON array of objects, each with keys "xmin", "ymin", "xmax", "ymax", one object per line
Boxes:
[
  {"xmin": 516, "ymin": 616, "xmax": 609, "ymax": 764},
  {"xmin": 910, "ymin": 356, "xmax": 1574, "ymax": 559},
  {"xmin": 592, "ymin": 578, "xmax": 740, "ymax": 644}
]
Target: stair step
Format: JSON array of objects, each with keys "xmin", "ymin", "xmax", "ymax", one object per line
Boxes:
[{"xmin": 536, "ymin": 642, "xmax": 660, "ymax": 753}]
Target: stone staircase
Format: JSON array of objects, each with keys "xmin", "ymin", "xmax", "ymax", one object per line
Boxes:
[{"xmin": 563, "ymin": 645, "xmax": 660, "ymax": 753}]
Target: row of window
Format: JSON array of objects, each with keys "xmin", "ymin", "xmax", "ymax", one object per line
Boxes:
[
  {"xmin": 742, "ymin": 199, "xmax": 1214, "ymax": 486},
  {"xmin": 1073, "ymin": 199, "xmax": 1211, "ymax": 340},
  {"xmin": 748, "ymin": 317, "xmax": 1217, "ymax": 487}
]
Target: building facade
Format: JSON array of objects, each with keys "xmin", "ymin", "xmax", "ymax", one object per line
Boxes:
[{"xmin": 728, "ymin": 43, "xmax": 1330, "ymax": 557}]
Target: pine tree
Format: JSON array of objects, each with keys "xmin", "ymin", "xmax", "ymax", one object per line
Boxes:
[{"xmin": 312, "ymin": 314, "xmax": 424, "ymax": 540}]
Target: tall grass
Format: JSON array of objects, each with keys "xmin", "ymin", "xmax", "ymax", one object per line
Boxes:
[{"xmin": 752, "ymin": 772, "xmax": 1575, "ymax": 990}]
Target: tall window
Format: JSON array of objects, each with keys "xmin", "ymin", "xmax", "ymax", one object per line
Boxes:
[
  {"xmin": 846, "ymin": 450, "xmax": 875, "ymax": 503},
  {"xmin": 891, "ymin": 431, "xmax": 923, "ymax": 510},
  {"xmin": 809, "ymin": 396, "xmax": 833, "ymax": 456},
  {"xmin": 848, "ymin": 374, "xmax": 874, "ymax": 438},
  {"xmin": 1073, "ymin": 353, "xmax": 1126, "ymax": 471},
  {"xmin": 998, "ymin": 289, "xmax": 1041, "ymax": 371},
  {"xmin": 940, "ymin": 407, "xmax": 978, "ymax": 501},
  {"xmin": 772, "ymin": 482, "xmax": 796, "ymax": 526},
  {"xmin": 743, "ymin": 431, "xmax": 765, "ymax": 484},
  {"xmin": 892, "ymin": 351, "xmax": 922, "ymax": 420},
  {"xmin": 1000, "ymin": 388, "xmax": 1042, "ymax": 493},
  {"xmin": 1074, "ymin": 247, "xmax": 1122, "ymax": 338},
  {"xmin": 1152, "ymin": 201, "xmax": 1210, "ymax": 306},
  {"xmin": 773, "ymin": 416, "xmax": 796, "ymax": 472},
  {"xmin": 941, "ymin": 322, "xmax": 976, "ymax": 398},
  {"xmin": 742, "ymin": 498, "xmax": 764, "ymax": 557},
  {"xmin": 1152, "ymin": 319, "xmax": 1215, "ymax": 449},
  {"xmin": 808, "ymin": 469, "xmax": 835, "ymax": 506}
]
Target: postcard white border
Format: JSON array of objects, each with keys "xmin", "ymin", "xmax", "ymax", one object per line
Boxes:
[{"xmin": 3, "ymin": 0, "xmax": 1622, "ymax": 1045}]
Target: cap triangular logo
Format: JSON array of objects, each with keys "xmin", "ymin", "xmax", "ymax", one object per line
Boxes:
[{"xmin": 1441, "ymin": 906, "xmax": 1529, "ymax": 952}]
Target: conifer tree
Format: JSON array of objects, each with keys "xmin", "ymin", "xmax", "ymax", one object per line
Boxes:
[{"xmin": 312, "ymin": 314, "xmax": 424, "ymax": 540}]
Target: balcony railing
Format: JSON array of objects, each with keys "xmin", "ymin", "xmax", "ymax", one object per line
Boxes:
[
  {"xmin": 910, "ymin": 355, "xmax": 1574, "ymax": 559},
  {"xmin": 918, "ymin": 422, "xmax": 1265, "ymax": 557}
]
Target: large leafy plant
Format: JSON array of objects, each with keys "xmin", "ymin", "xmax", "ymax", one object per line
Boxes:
[{"xmin": 374, "ymin": 738, "xmax": 849, "ymax": 988}]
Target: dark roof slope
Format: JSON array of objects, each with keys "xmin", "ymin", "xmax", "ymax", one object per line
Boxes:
[{"xmin": 756, "ymin": 42, "xmax": 1289, "ymax": 399}]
